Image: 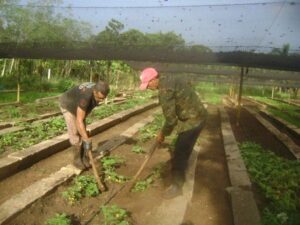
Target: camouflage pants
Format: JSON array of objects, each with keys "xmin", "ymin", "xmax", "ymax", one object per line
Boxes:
[{"xmin": 171, "ymin": 119, "xmax": 206, "ymax": 184}]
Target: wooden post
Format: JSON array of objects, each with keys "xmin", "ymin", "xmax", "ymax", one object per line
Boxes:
[
  {"xmin": 236, "ymin": 67, "xmax": 245, "ymax": 126},
  {"xmin": 271, "ymin": 87, "xmax": 275, "ymax": 99},
  {"xmin": 17, "ymin": 60, "xmax": 20, "ymax": 103},
  {"xmin": 47, "ymin": 68, "xmax": 51, "ymax": 80}
]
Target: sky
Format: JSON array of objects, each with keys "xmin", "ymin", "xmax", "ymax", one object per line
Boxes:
[{"xmin": 21, "ymin": 0, "xmax": 300, "ymax": 53}]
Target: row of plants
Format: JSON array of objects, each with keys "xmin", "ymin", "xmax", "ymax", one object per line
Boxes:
[
  {"xmin": 239, "ymin": 142, "xmax": 300, "ymax": 225},
  {"xmin": 0, "ymin": 93, "xmax": 153, "ymax": 154},
  {"xmin": 251, "ymin": 96, "xmax": 300, "ymax": 128}
]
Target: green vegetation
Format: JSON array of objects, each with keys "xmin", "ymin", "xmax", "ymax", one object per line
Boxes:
[
  {"xmin": 240, "ymin": 142, "xmax": 300, "ymax": 225},
  {"xmin": 0, "ymin": 94, "xmax": 153, "ymax": 154},
  {"xmin": 62, "ymin": 175, "xmax": 99, "ymax": 204},
  {"xmin": 131, "ymin": 163, "xmax": 163, "ymax": 192},
  {"xmin": 0, "ymin": 117, "xmax": 66, "ymax": 153},
  {"xmin": 0, "ymin": 91, "xmax": 61, "ymax": 104},
  {"xmin": 100, "ymin": 205, "xmax": 132, "ymax": 225},
  {"xmin": 138, "ymin": 114, "xmax": 164, "ymax": 142},
  {"xmin": 101, "ymin": 156, "xmax": 129, "ymax": 183},
  {"xmin": 251, "ymin": 96, "xmax": 300, "ymax": 128},
  {"xmin": 131, "ymin": 145, "xmax": 145, "ymax": 154},
  {"xmin": 46, "ymin": 213, "xmax": 71, "ymax": 225},
  {"xmin": 195, "ymin": 82, "xmax": 229, "ymax": 104}
]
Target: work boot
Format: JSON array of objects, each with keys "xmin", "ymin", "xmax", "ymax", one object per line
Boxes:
[
  {"xmin": 72, "ymin": 145, "xmax": 86, "ymax": 170},
  {"xmin": 163, "ymin": 183, "xmax": 183, "ymax": 199},
  {"xmin": 163, "ymin": 173, "xmax": 184, "ymax": 199},
  {"xmin": 81, "ymin": 145, "xmax": 91, "ymax": 169}
]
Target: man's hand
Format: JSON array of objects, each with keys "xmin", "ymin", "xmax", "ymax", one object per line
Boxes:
[
  {"xmin": 83, "ymin": 139, "xmax": 92, "ymax": 151},
  {"xmin": 156, "ymin": 130, "xmax": 165, "ymax": 144}
]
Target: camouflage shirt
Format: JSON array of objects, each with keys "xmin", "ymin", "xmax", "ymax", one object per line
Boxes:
[{"xmin": 159, "ymin": 74, "xmax": 207, "ymax": 135}]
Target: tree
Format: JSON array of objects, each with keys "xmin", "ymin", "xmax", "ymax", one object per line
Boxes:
[{"xmin": 271, "ymin": 44, "xmax": 290, "ymax": 56}]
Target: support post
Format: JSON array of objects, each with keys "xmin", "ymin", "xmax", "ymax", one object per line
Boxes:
[
  {"xmin": 17, "ymin": 60, "xmax": 20, "ymax": 103},
  {"xmin": 236, "ymin": 67, "xmax": 246, "ymax": 126}
]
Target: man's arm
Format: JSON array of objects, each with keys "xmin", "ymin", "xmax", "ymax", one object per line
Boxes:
[{"xmin": 76, "ymin": 106, "xmax": 90, "ymax": 142}]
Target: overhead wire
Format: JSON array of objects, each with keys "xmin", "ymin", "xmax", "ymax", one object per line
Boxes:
[{"xmin": 1, "ymin": 1, "xmax": 298, "ymax": 9}]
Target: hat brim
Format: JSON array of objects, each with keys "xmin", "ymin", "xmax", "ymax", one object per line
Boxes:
[{"xmin": 140, "ymin": 82, "xmax": 148, "ymax": 90}]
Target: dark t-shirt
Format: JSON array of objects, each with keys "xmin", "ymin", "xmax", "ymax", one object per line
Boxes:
[{"xmin": 59, "ymin": 82, "xmax": 98, "ymax": 116}]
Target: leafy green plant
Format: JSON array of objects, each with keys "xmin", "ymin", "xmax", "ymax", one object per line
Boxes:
[
  {"xmin": 101, "ymin": 205, "xmax": 132, "ymax": 225},
  {"xmin": 131, "ymin": 145, "xmax": 145, "ymax": 154},
  {"xmin": 62, "ymin": 175, "xmax": 99, "ymax": 204},
  {"xmin": 101, "ymin": 156, "xmax": 129, "ymax": 183},
  {"xmin": 46, "ymin": 213, "xmax": 71, "ymax": 225},
  {"xmin": 131, "ymin": 163, "xmax": 164, "ymax": 192},
  {"xmin": 138, "ymin": 115, "xmax": 164, "ymax": 142},
  {"xmin": 239, "ymin": 142, "xmax": 300, "ymax": 225}
]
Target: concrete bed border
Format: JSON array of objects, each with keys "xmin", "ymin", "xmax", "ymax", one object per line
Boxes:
[
  {"xmin": 0, "ymin": 111, "xmax": 159, "ymax": 225},
  {"xmin": 224, "ymin": 96, "xmax": 300, "ymax": 160},
  {"xmin": 0, "ymin": 101, "xmax": 158, "ymax": 181},
  {"xmin": 244, "ymin": 106, "xmax": 300, "ymax": 159},
  {"xmin": 219, "ymin": 106, "xmax": 261, "ymax": 225}
]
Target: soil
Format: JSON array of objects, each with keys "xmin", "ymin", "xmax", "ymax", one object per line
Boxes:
[{"xmin": 6, "ymin": 105, "xmax": 234, "ymax": 225}]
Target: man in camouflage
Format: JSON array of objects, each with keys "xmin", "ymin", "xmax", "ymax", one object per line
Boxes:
[{"xmin": 140, "ymin": 67, "xmax": 207, "ymax": 198}]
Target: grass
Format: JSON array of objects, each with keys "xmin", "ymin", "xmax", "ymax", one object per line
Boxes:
[
  {"xmin": 239, "ymin": 142, "xmax": 300, "ymax": 225},
  {"xmin": 0, "ymin": 91, "xmax": 61, "ymax": 104}
]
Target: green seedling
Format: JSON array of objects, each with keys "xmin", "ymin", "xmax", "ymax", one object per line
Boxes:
[
  {"xmin": 138, "ymin": 115, "xmax": 164, "ymax": 142},
  {"xmin": 131, "ymin": 145, "xmax": 145, "ymax": 154},
  {"xmin": 131, "ymin": 163, "xmax": 164, "ymax": 192},
  {"xmin": 100, "ymin": 205, "xmax": 132, "ymax": 225},
  {"xmin": 101, "ymin": 156, "xmax": 130, "ymax": 183},
  {"xmin": 240, "ymin": 142, "xmax": 300, "ymax": 225},
  {"xmin": 62, "ymin": 175, "xmax": 99, "ymax": 204},
  {"xmin": 46, "ymin": 213, "xmax": 71, "ymax": 225}
]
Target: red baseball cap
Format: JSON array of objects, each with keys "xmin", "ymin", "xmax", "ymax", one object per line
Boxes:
[{"xmin": 139, "ymin": 67, "xmax": 158, "ymax": 90}]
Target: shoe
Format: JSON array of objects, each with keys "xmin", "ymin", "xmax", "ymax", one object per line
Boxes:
[
  {"xmin": 81, "ymin": 145, "xmax": 91, "ymax": 169},
  {"xmin": 72, "ymin": 145, "xmax": 86, "ymax": 170},
  {"xmin": 163, "ymin": 183, "xmax": 182, "ymax": 199}
]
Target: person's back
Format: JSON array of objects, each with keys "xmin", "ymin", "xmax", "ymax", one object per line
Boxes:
[
  {"xmin": 59, "ymin": 82, "xmax": 98, "ymax": 116},
  {"xmin": 159, "ymin": 74, "xmax": 206, "ymax": 135}
]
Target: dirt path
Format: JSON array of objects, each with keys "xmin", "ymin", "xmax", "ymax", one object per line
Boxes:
[{"xmin": 182, "ymin": 105, "xmax": 233, "ymax": 225}]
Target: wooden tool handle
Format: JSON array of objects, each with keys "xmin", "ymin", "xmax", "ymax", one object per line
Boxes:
[{"xmin": 88, "ymin": 150, "xmax": 106, "ymax": 192}]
